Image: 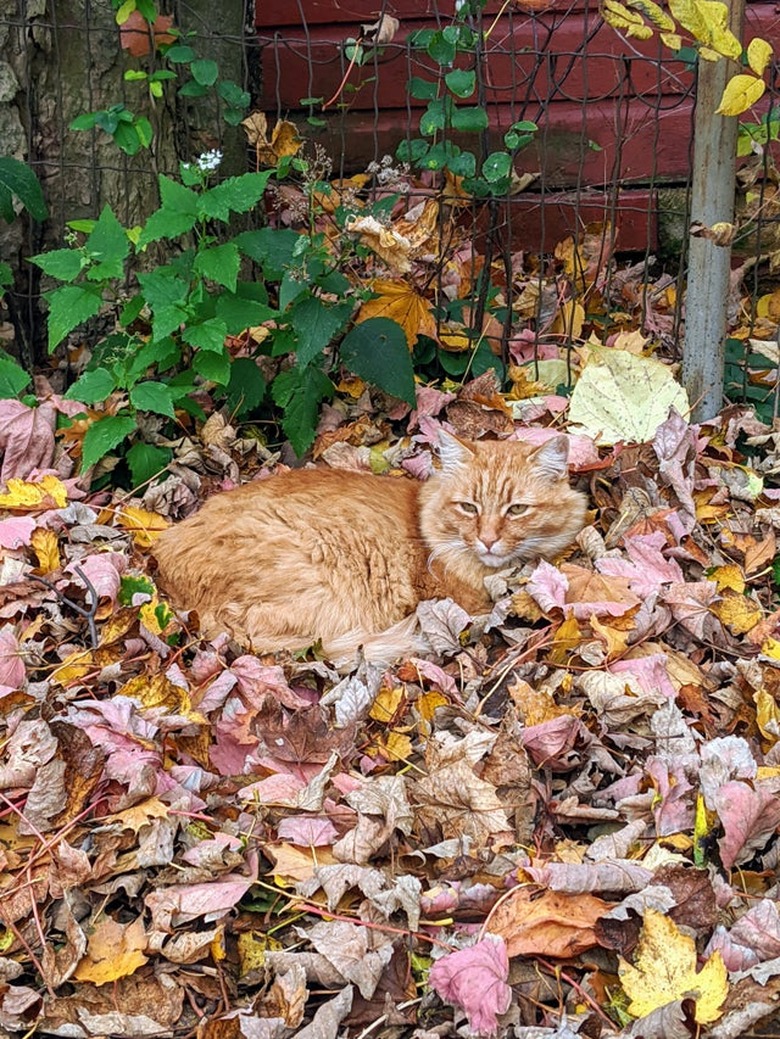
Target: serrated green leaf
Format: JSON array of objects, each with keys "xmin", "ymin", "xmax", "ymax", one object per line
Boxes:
[
  {"xmin": 290, "ymin": 296, "xmax": 352, "ymax": 367},
  {"xmin": 234, "ymin": 227, "xmax": 299, "ymax": 280},
  {"xmin": 193, "ymin": 347, "xmax": 230, "ymax": 384},
  {"xmin": 129, "ymin": 380, "xmax": 176, "ymax": 417},
  {"xmin": 340, "ymin": 317, "xmax": 415, "ymax": 405},
  {"xmin": 0, "ymin": 157, "xmax": 48, "ymax": 221},
  {"xmin": 193, "ymin": 241, "xmax": 240, "ymax": 291},
  {"xmin": 65, "ymin": 367, "xmax": 117, "ymax": 404},
  {"xmin": 85, "ymin": 205, "xmax": 129, "ymax": 280},
  {"xmin": 197, "ymin": 171, "xmax": 272, "ymax": 222},
  {"xmin": 0, "ymin": 353, "xmax": 31, "ymax": 398},
  {"xmin": 216, "ymin": 291, "xmax": 274, "ymax": 334},
  {"xmin": 81, "ymin": 414, "xmax": 137, "ymax": 472},
  {"xmin": 182, "ymin": 318, "xmax": 227, "ymax": 352},
  {"xmin": 29, "ymin": 248, "xmax": 85, "ymax": 282},
  {"xmin": 445, "ymin": 68, "xmax": 475, "ymax": 97},
  {"xmin": 126, "ymin": 442, "xmax": 172, "ymax": 489},
  {"xmin": 226, "ymin": 357, "xmax": 266, "ymax": 416},
  {"xmin": 271, "ymin": 365, "xmax": 333, "ymax": 456},
  {"xmin": 137, "ymin": 175, "xmax": 199, "ymax": 246},
  {"xmin": 44, "ymin": 284, "xmax": 103, "ymax": 351}
]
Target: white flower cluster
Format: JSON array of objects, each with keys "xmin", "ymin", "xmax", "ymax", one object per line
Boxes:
[
  {"xmin": 182, "ymin": 149, "xmax": 224, "ymax": 173},
  {"xmin": 195, "ymin": 149, "xmax": 223, "ymax": 172}
]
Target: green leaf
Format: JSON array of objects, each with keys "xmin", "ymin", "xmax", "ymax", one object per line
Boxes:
[
  {"xmin": 0, "ymin": 157, "xmax": 48, "ymax": 221},
  {"xmin": 447, "ymin": 150, "xmax": 476, "ymax": 177},
  {"xmin": 340, "ymin": 317, "xmax": 415, "ymax": 405},
  {"xmin": 178, "ymin": 80, "xmax": 209, "ymax": 98},
  {"xmin": 138, "ymin": 175, "xmax": 199, "ymax": 246},
  {"xmin": 65, "ymin": 367, "xmax": 117, "ymax": 404},
  {"xmin": 482, "ymin": 151, "xmax": 512, "ymax": 182},
  {"xmin": 234, "ymin": 228, "xmax": 299, "ymax": 280},
  {"xmin": 451, "ymin": 106, "xmax": 489, "ymax": 132},
  {"xmin": 226, "ymin": 357, "xmax": 266, "ymax": 416},
  {"xmin": 29, "ymin": 248, "xmax": 85, "ymax": 282},
  {"xmin": 165, "ymin": 44, "xmax": 196, "ymax": 63},
  {"xmin": 126, "ymin": 442, "xmax": 172, "ymax": 489},
  {"xmin": 427, "ymin": 29, "xmax": 457, "ymax": 66},
  {"xmin": 114, "ymin": 0, "xmax": 136, "ymax": 25},
  {"xmin": 216, "ymin": 290, "xmax": 274, "ymax": 334},
  {"xmin": 0, "ymin": 353, "xmax": 31, "ymax": 398},
  {"xmin": 85, "ymin": 205, "xmax": 129, "ymax": 280},
  {"xmin": 70, "ymin": 112, "xmax": 100, "ymax": 132},
  {"xmin": 119, "ymin": 572, "xmax": 156, "ymax": 605},
  {"xmin": 137, "ymin": 267, "xmax": 189, "ymax": 309},
  {"xmin": 198, "ymin": 171, "xmax": 273, "ymax": 222},
  {"xmin": 290, "ymin": 297, "xmax": 352, "ymax": 367},
  {"xmin": 396, "ymin": 138, "xmax": 430, "ymax": 164},
  {"xmin": 44, "ymin": 284, "xmax": 103, "ymax": 351},
  {"xmin": 135, "ymin": 115, "xmax": 153, "ymax": 148},
  {"xmin": 218, "ymin": 80, "xmax": 250, "ymax": 109},
  {"xmin": 408, "ymin": 76, "xmax": 438, "ymax": 100},
  {"xmin": 190, "ymin": 58, "xmax": 218, "ymax": 85},
  {"xmin": 193, "ymin": 241, "xmax": 240, "ymax": 291},
  {"xmin": 113, "ymin": 121, "xmax": 143, "ymax": 155},
  {"xmin": 129, "ymin": 380, "xmax": 176, "ymax": 417},
  {"xmin": 81, "ymin": 414, "xmax": 137, "ymax": 472},
  {"xmin": 445, "ymin": 68, "xmax": 475, "ymax": 98},
  {"xmin": 271, "ymin": 365, "xmax": 333, "ymax": 456},
  {"xmin": 182, "ymin": 318, "xmax": 227, "ymax": 353},
  {"xmin": 420, "ymin": 98, "xmax": 446, "ymax": 136},
  {"xmin": 193, "ymin": 347, "xmax": 230, "ymax": 384}
]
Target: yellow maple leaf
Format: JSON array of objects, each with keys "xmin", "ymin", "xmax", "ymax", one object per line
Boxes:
[
  {"xmin": 619, "ymin": 909, "xmax": 728, "ymax": 1023},
  {"xmin": 710, "ymin": 563, "xmax": 745, "ymax": 594},
  {"xmin": 370, "ymin": 685, "xmax": 405, "ymax": 723},
  {"xmin": 755, "ymin": 689, "xmax": 780, "ymax": 741},
  {"xmin": 30, "ymin": 528, "xmax": 60, "ymax": 574},
  {"xmin": 0, "ymin": 475, "xmax": 68, "ymax": 510},
  {"xmin": 74, "ymin": 916, "xmax": 148, "ymax": 986},
  {"xmin": 241, "ymin": 112, "xmax": 302, "ymax": 166},
  {"xmin": 356, "ymin": 279, "xmax": 437, "ymax": 347},
  {"xmin": 120, "ymin": 671, "xmax": 205, "ymax": 725},
  {"xmin": 710, "ymin": 590, "xmax": 762, "ymax": 635},
  {"xmin": 115, "ymin": 505, "xmax": 169, "ymax": 548}
]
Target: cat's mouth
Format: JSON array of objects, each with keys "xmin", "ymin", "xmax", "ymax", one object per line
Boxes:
[{"xmin": 476, "ymin": 547, "xmax": 513, "ymax": 567}]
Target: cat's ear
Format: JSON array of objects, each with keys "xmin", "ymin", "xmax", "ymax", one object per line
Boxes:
[
  {"xmin": 530, "ymin": 435, "xmax": 570, "ymax": 480},
  {"xmin": 436, "ymin": 429, "xmax": 474, "ymax": 472}
]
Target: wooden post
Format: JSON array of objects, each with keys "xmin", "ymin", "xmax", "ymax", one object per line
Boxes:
[{"xmin": 682, "ymin": 0, "xmax": 746, "ymax": 422}]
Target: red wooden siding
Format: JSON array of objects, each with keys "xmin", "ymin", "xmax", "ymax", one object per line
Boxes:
[{"xmin": 256, "ymin": 2, "xmax": 780, "ymax": 252}]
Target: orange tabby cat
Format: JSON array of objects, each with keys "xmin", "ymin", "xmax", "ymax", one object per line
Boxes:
[{"xmin": 153, "ymin": 432, "xmax": 587, "ymax": 660}]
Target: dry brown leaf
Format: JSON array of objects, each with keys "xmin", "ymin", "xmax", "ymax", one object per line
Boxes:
[
  {"xmin": 73, "ymin": 916, "xmax": 148, "ymax": 985},
  {"xmin": 489, "ymin": 887, "xmax": 608, "ymax": 958}
]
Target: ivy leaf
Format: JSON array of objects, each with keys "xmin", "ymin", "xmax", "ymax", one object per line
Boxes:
[
  {"xmin": 81, "ymin": 414, "xmax": 137, "ymax": 472},
  {"xmin": 44, "ymin": 284, "xmax": 103, "ymax": 352},
  {"xmin": 129, "ymin": 381, "xmax": 176, "ymax": 418},
  {"xmin": 126, "ymin": 441, "xmax": 172, "ymax": 488},
  {"xmin": 290, "ymin": 296, "xmax": 352, "ymax": 367},
  {"xmin": 451, "ymin": 106, "xmax": 489, "ymax": 133},
  {"xmin": 340, "ymin": 317, "xmax": 416, "ymax": 405},
  {"xmin": 190, "ymin": 58, "xmax": 218, "ymax": 85},
  {"xmin": 445, "ymin": 69, "xmax": 475, "ymax": 98},
  {"xmin": 65, "ymin": 367, "xmax": 117, "ymax": 404},
  {"xmin": 271, "ymin": 365, "xmax": 333, "ymax": 456}
]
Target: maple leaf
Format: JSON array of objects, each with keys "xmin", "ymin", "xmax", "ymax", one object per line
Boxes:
[
  {"xmin": 114, "ymin": 504, "xmax": 170, "ymax": 547},
  {"xmin": 241, "ymin": 112, "xmax": 302, "ymax": 167},
  {"xmin": 0, "ymin": 475, "xmax": 68, "ymax": 509},
  {"xmin": 356, "ymin": 279, "xmax": 437, "ymax": 347},
  {"xmin": 73, "ymin": 916, "xmax": 149, "ymax": 985},
  {"xmin": 429, "ymin": 935, "xmax": 512, "ymax": 1036},
  {"xmin": 619, "ymin": 909, "xmax": 728, "ymax": 1024},
  {"xmin": 30, "ymin": 528, "xmax": 60, "ymax": 574}
]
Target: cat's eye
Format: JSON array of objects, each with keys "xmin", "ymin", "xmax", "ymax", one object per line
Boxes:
[
  {"xmin": 455, "ymin": 501, "xmax": 479, "ymax": 515},
  {"xmin": 506, "ymin": 503, "xmax": 531, "ymax": 517}
]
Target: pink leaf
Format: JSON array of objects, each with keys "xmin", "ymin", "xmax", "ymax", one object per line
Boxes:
[
  {"xmin": 0, "ymin": 400, "xmax": 56, "ymax": 482},
  {"xmin": 0, "ymin": 516, "xmax": 37, "ymax": 548},
  {"xmin": 526, "ymin": 560, "xmax": 568, "ymax": 613},
  {"xmin": 67, "ymin": 552, "xmax": 127, "ymax": 606},
  {"xmin": 597, "ymin": 531, "xmax": 683, "ymax": 596},
  {"xmin": 0, "ymin": 628, "xmax": 25, "ymax": 690},
  {"xmin": 715, "ymin": 780, "xmax": 780, "ymax": 870},
  {"xmin": 429, "ymin": 935, "xmax": 512, "ymax": 1036},
  {"xmin": 277, "ymin": 815, "xmax": 338, "ymax": 846}
]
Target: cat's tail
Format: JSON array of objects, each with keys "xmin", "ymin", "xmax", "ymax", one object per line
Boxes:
[{"xmin": 323, "ymin": 614, "xmax": 430, "ymax": 669}]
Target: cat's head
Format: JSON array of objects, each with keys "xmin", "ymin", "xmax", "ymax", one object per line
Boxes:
[{"xmin": 419, "ymin": 431, "xmax": 588, "ymax": 569}]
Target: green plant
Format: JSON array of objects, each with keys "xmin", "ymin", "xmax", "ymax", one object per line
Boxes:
[
  {"xmin": 69, "ymin": 0, "xmax": 249, "ymax": 155},
  {"xmin": 27, "ymin": 151, "xmax": 416, "ymax": 479},
  {"xmin": 395, "ymin": 9, "xmax": 537, "ymax": 196}
]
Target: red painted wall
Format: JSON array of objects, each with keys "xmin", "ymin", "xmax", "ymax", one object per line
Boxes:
[{"xmin": 256, "ymin": 2, "xmax": 780, "ymax": 251}]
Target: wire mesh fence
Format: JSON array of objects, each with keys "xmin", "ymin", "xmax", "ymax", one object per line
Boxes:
[{"xmin": 1, "ymin": 0, "xmax": 780, "ymax": 414}]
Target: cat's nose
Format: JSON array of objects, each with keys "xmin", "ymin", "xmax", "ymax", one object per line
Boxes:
[{"xmin": 479, "ymin": 535, "xmax": 499, "ymax": 550}]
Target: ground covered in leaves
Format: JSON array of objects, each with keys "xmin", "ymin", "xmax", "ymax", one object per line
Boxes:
[{"xmin": 1, "ymin": 372, "xmax": 780, "ymax": 1039}]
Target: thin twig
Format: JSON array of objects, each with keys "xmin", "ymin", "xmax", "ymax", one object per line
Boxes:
[{"xmin": 29, "ymin": 565, "xmax": 100, "ymax": 648}]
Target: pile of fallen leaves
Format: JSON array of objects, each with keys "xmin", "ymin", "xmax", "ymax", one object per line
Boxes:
[{"xmin": 1, "ymin": 362, "xmax": 780, "ymax": 1039}]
